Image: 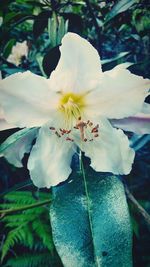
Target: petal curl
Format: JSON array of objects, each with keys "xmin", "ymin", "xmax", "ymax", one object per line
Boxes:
[
  {"xmin": 28, "ymin": 125, "xmax": 76, "ymax": 188},
  {"xmin": 141, "ymin": 102, "xmax": 150, "ymax": 114},
  {"xmin": 2, "ymin": 128, "xmax": 38, "ymax": 167},
  {"xmin": 111, "ymin": 113, "xmax": 150, "ymax": 135},
  {"xmin": 75, "ymin": 118, "xmax": 135, "ymax": 175},
  {"xmin": 49, "ymin": 32, "xmax": 101, "ymax": 93},
  {"xmin": 87, "ymin": 64, "xmax": 149, "ymax": 119},
  {"xmin": 0, "ymin": 71, "xmax": 58, "ymax": 128}
]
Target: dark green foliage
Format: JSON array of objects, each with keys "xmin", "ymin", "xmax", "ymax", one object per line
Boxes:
[
  {"xmin": 0, "ymin": 191, "xmax": 56, "ymax": 266},
  {"xmin": 5, "ymin": 253, "xmax": 54, "ymax": 267}
]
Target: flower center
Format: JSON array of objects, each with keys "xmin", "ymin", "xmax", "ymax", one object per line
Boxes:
[
  {"xmin": 59, "ymin": 92, "xmax": 86, "ymax": 123},
  {"xmin": 49, "ymin": 92, "xmax": 100, "ymax": 142}
]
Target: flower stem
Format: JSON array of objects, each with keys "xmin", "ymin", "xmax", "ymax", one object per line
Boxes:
[{"xmin": 81, "ymin": 153, "xmax": 100, "ymax": 267}]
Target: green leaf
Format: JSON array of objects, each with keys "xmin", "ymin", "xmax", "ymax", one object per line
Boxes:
[
  {"xmin": 50, "ymin": 172, "xmax": 133, "ymax": 267},
  {"xmin": 57, "ymin": 17, "xmax": 68, "ymax": 45},
  {"xmin": 48, "ymin": 13, "xmax": 57, "ymax": 47},
  {"xmin": 3, "ymin": 39, "xmax": 16, "ymax": 58},
  {"xmin": 105, "ymin": 0, "xmax": 138, "ymax": 23},
  {"xmin": 1, "ymin": 191, "xmax": 53, "ymax": 262},
  {"xmin": 101, "ymin": 51, "xmax": 130, "ymax": 65}
]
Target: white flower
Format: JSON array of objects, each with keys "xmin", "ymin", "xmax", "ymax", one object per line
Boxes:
[
  {"xmin": 7, "ymin": 41, "xmax": 28, "ymax": 66},
  {"xmin": 0, "ymin": 71, "xmax": 15, "ymax": 130},
  {"xmin": 0, "ymin": 33, "xmax": 149, "ymax": 188}
]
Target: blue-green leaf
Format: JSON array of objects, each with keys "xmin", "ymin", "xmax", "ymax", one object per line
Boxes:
[{"xmin": 50, "ymin": 172, "xmax": 133, "ymax": 267}]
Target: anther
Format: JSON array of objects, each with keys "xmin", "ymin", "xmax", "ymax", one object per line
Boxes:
[
  {"xmin": 49, "ymin": 127, "xmax": 55, "ymax": 130},
  {"xmin": 91, "ymin": 128, "xmax": 98, "ymax": 133},
  {"xmin": 94, "ymin": 134, "xmax": 99, "ymax": 138},
  {"xmin": 60, "ymin": 129, "xmax": 68, "ymax": 134},
  {"xmin": 89, "ymin": 139, "xmax": 93, "ymax": 141},
  {"xmin": 91, "ymin": 124, "xmax": 99, "ymax": 133},
  {"xmin": 89, "ymin": 122, "xmax": 93, "ymax": 127},
  {"xmin": 66, "ymin": 137, "xmax": 74, "ymax": 142},
  {"xmin": 78, "ymin": 116, "xmax": 81, "ymax": 120},
  {"xmin": 84, "ymin": 138, "xmax": 87, "ymax": 142},
  {"xmin": 55, "ymin": 131, "xmax": 61, "ymax": 138}
]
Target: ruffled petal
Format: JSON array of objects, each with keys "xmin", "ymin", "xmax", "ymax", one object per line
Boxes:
[
  {"xmin": 141, "ymin": 102, "xmax": 150, "ymax": 114},
  {"xmin": 74, "ymin": 118, "xmax": 135, "ymax": 175},
  {"xmin": 28, "ymin": 125, "xmax": 76, "ymax": 188},
  {"xmin": 86, "ymin": 64, "xmax": 149, "ymax": 119},
  {"xmin": 1, "ymin": 128, "xmax": 38, "ymax": 167},
  {"xmin": 111, "ymin": 113, "xmax": 150, "ymax": 135},
  {"xmin": 49, "ymin": 32, "xmax": 101, "ymax": 93},
  {"xmin": 0, "ymin": 71, "xmax": 58, "ymax": 128},
  {"xmin": 0, "ymin": 107, "xmax": 15, "ymax": 130}
]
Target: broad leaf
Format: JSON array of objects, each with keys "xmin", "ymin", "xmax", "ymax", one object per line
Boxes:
[{"xmin": 50, "ymin": 171, "xmax": 133, "ymax": 267}]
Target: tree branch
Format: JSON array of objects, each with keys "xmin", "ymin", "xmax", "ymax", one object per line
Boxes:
[{"xmin": 125, "ymin": 186, "xmax": 150, "ymax": 226}]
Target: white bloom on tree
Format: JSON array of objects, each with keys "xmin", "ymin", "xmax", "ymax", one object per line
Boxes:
[
  {"xmin": 0, "ymin": 33, "xmax": 149, "ymax": 188},
  {"xmin": 7, "ymin": 41, "xmax": 28, "ymax": 66}
]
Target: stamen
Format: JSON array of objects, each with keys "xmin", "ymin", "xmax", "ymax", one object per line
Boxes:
[
  {"xmin": 60, "ymin": 128, "xmax": 67, "ymax": 134},
  {"xmin": 91, "ymin": 128, "xmax": 98, "ymax": 133},
  {"xmin": 66, "ymin": 137, "xmax": 74, "ymax": 142},
  {"xmin": 55, "ymin": 131, "xmax": 61, "ymax": 138},
  {"xmin": 76, "ymin": 119, "xmax": 87, "ymax": 141},
  {"xmin": 89, "ymin": 122, "xmax": 93, "ymax": 127},
  {"xmin": 49, "ymin": 127, "xmax": 55, "ymax": 130}
]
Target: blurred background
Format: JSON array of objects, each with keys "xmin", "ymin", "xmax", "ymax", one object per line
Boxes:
[{"xmin": 0, "ymin": 0, "xmax": 150, "ymax": 266}]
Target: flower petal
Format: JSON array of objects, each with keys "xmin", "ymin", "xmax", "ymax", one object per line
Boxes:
[
  {"xmin": 141, "ymin": 102, "xmax": 150, "ymax": 114},
  {"xmin": 49, "ymin": 32, "xmax": 101, "ymax": 93},
  {"xmin": 75, "ymin": 118, "xmax": 135, "ymax": 175},
  {"xmin": 2, "ymin": 128, "xmax": 38, "ymax": 167},
  {"xmin": 87, "ymin": 64, "xmax": 149, "ymax": 119},
  {"xmin": 0, "ymin": 107, "xmax": 15, "ymax": 130},
  {"xmin": 0, "ymin": 71, "xmax": 58, "ymax": 128},
  {"xmin": 111, "ymin": 113, "xmax": 150, "ymax": 135},
  {"xmin": 28, "ymin": 125, "xmax": 76, "ymax": 188}
]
